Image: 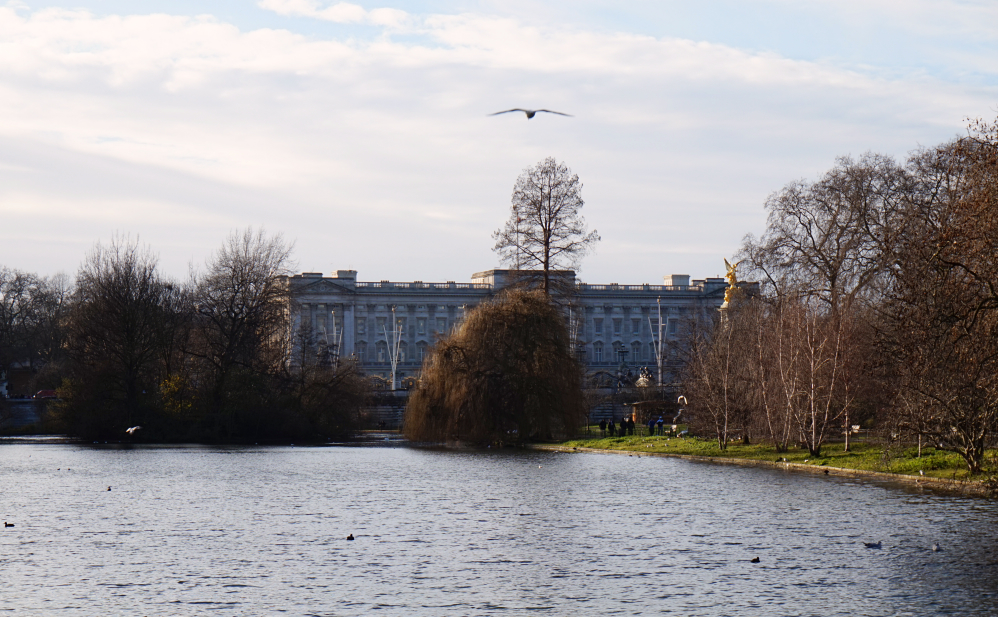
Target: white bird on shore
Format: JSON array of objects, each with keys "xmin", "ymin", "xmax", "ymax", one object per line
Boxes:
[
  {"xmin": 125, "ymin": 426, "xmax": 142, "ymax": 435},
  {"xmin": 489, "ymin": 108, "xmax": 572, "ymax": 119},
  {"xmin": 677, "ymin": 396, "xmax": 688, "ymax": 405}
]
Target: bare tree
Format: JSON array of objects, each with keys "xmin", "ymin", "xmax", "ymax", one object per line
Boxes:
[
  {"xmin": 738, "ymin": 154, "xmax": 905, "ymax": 455},
  {"xmin": 884, "ymin": 125, "xmax": 998, "ymax": 473},
  {"xmin": 751, "ymin": 296, "xmax": 797, "ymax": 452},
  {"xmin": 493, "ymin": 157, "xmax": 600, "ymax": 295},
  {"xmin": 60, "ymin": 238, "xmax": 175, "ymax": 437},
  {"xmin": 742, "ymin": 153, "xmax": 906, "ymax": 312},
  {"xmin": 188, "ymin": 228, "xmax": 294, "ymax": 431},
  {"xmin": 0, "ymin": 267, "xmax": 43, "ymax": 388},
  {"xmin": 0, "ymin": 268, "xmax": 72, "ymax": 390},
  {"xmin": 683, "ymin": 308, "xmax": 742, "ymax": 449}
]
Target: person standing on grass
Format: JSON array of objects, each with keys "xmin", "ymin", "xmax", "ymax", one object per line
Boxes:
[{"xmin": 599, "ymin": 418, "xmax": 607, "ymax": 437}]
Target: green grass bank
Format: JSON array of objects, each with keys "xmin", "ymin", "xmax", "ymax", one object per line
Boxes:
[{"xmin": 545, "ymin": 432, "xmax": 998, "ymax": 497}]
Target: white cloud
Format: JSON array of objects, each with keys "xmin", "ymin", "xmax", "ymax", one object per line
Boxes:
[
  {"xmin": 257, "ymin": 0, "xmax": 324, "ymax": 17},
  {"xmin": 257, "ymin": 0, "xmax": 409, "ymax": 27},
  {"xmin": 0, "ymin": 4, "xmax": 994, "ymax": 283}
]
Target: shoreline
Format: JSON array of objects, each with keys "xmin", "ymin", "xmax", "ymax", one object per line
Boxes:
[
  {"xmin": 530, "ymin": 444, "xmax": 996, "ymax": 498},
  {"xmin": 4, "ymin": 434, "xmax": 993, "ymax": 498}
]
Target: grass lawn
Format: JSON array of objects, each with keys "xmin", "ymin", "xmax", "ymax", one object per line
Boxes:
[{"xmin": 560, "ymin": 432, "xmax": 997, "ymax": 481}]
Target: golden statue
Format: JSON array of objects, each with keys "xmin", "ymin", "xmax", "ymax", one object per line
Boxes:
[{"xmin": 722, "ymin": 258, "xmax": 741, "ymax": 306}]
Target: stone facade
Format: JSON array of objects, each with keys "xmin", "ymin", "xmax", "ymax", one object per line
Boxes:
[{"xmin": 288, "ymin": 269, "xmax": 727, "ymax": 384}]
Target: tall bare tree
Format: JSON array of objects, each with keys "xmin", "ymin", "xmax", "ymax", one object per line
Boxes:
[
  {"xmin": 682, "ymin": 305, "xmax": 754, "ymax": 449},
  {"xmin": 493, "ymin": 157, "xmax": 599, "ymax": 294},
  {"xmin": 738, "ymin": 154, "xmax": 905, "ymax": 455},
  {"xmin": 884, "ymin": 123, "xmax": 998, "ymax": 473},
  {"xmin": 60, "ymin": 238, "xmax": 175, "ymax": 437},
  {"xmin": 742, "ymin": 153, "xmax": 906, "ymax": 312},
  {"xmin": 751, "ymin": 296, "xmax": 798, "ymax": 452},
  {"xmin": 188, "ymin": 228, "xmax": 294, "ymax": 432}
]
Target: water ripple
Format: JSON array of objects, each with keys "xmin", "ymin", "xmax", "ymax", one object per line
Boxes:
[{"xmin": 0, "ymin": 445, "xmax": 995, "ymax": 615}]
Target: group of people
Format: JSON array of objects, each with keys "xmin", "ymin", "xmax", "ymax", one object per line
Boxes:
[
  {"xmin": 598, "ymin": 416, "xmax": 669, "ymax": 438},
  {"xmin": 599, "ymin": 417, "xmax": 633, "ymax": 437}
]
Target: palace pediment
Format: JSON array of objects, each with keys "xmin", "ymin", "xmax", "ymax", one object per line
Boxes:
[{"xmin": 296, "ymin": 279, "xmax": 355, "ymax": 296}]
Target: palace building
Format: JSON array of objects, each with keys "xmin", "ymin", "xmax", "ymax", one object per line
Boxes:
[{"xmin": 288, "ymin": 269, "xmax": 728, "ymax": 385}]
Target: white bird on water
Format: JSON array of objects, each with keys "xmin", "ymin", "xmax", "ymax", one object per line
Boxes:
[
  {"xmin": 125, "ymin": 426, "xmax": 142, "ymax": 435},
  {"xmin": 489, "ymin": 109, "xmax": 572, "ymax": 119}
]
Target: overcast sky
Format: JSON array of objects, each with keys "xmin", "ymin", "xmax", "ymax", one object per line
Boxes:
[{"xmin": 1, "ymin": 0, "xmax": 996, "ymax": 284}]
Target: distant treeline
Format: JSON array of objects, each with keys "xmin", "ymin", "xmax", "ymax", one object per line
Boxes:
[
  {"xmin": 0, "ymin": 229, "xmax": 365, "ymax": 442},
  {"xmin": 681, "ymin": 116, "xmax": 998, "ymax": 474}
]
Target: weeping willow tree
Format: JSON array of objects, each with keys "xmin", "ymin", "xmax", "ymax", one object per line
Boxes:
[{"xmin": 404, "ymin": 289, "xmax": 586, "ymax": 445}]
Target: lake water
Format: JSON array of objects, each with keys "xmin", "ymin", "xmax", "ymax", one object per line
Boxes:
[{"xmin": 1, "ymin": 441, "xmax": 996, "ymax": 616}]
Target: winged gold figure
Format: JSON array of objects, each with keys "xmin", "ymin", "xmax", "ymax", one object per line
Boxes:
[{"xmin": 723, "ymin": 258, "xmax": 741, "ymax": 305}]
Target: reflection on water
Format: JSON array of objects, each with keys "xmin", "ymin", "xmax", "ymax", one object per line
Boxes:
[{"xmin": 0, "ymin": 444, "xmax": 995, "ymax": 615}]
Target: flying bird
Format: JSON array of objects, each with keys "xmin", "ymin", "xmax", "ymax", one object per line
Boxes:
[
  {"xmin": 489, "ymin": 109, "xmax": 572, "ymax": 119},
  {"xmin": 125, "ymin": 426, "xmax": 142, "ymax": 435}
]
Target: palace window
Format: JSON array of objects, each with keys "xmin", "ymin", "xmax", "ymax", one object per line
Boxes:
[
  {"xmin": 355, "ymin": 342, "xmax": 367, "ymax": 362},
  {"xmin": 417, "ymin": 318, "xmax": 426, "ymax": 335},
  {"xmin": 613, "ymin": 342, "xmax": 625, "ymax": 363},
  {"xmin": 436, "ymin": 317, "xmax": 447, "ymax": 333},
  {"xmin": 631, "ymin": 318, "xmax": 641, "ymax": 335},
  {"xmin": 668, "ymin": 319, "xmax": 678, "ymax": 335},
  {"xmin": 632, "ymin": 342, "xmax": 642, "ymax": 362},
  {"xmin": 357, "ymin": 319, "xmax": 366, "ymax": 335},
  {"xmin": 593, "ymin": 342, "xmax": 604, "ymax": 363},
  {"xmin": 594, "ymin": 318, "xmax": 603, "ymax": 336},
  {"xmin": 613, "ymin": 318, "xmax": 622, "ymax": 336}
]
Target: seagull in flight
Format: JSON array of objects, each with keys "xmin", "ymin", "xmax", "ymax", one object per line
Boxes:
[
  {"xmin": 489, "ymin": 108, "xmax": 572, "ymax": 119},
  {"xmin": 125, "ymin": 426, "xmax": 142, "ymax": 435}
]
